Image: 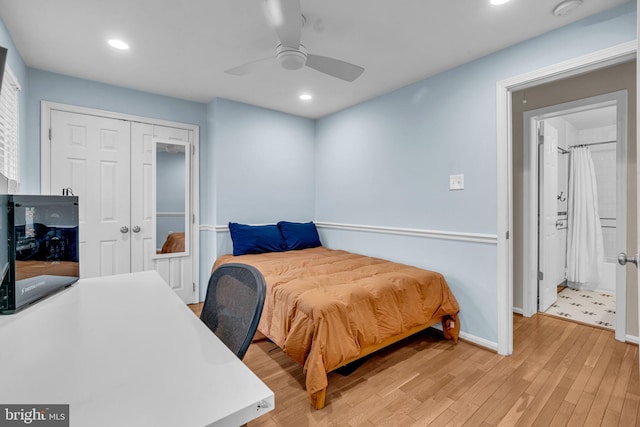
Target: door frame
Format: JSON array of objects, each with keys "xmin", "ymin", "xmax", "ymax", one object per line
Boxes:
[
  {"xmin": 40, "ymin": 101, "xmax": 200, "ymax": 301},
  {"xmin": 496, "ymin": 40, "xmax": 636, "ymax": 356},
  {"xmin": 522, "ymin": 92, "xmax": 628, "ymax": 342}
]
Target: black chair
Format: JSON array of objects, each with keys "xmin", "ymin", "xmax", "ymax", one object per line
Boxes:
[{"xmin": 200, "ymin": 263, "xmax": 266, "ymax": 360}]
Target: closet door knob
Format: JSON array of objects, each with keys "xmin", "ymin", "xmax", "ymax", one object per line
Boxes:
[
  {"xmin": 617, "ymin": 252, "xmax": 638, "ymax": 267},
  {"xmin": 120, "ymin": 226, "xmax": 129, "ymax": 234},
  {"xmin": 132, "ymin": 226, "xmax": 141, "ymax": 233}
]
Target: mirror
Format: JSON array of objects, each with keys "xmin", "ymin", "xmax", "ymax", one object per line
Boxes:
[{"xmin": 153, "ymin": 139, "xmax": 190, "ymax": 257}]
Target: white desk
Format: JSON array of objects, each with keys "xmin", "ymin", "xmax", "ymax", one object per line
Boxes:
[{"xmin": 0, "ymin": 271, "xmax": 274, "ymax": 426}]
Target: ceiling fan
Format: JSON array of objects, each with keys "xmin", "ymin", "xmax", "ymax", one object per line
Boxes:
[{"xmin": 224, "ymin": 0, "xmax": 364, "ymax": 82}]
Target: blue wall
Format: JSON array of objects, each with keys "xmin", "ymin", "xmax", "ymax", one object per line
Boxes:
[
  {"xmin": 210, "ymin": 98, "xmax": 315, "ymax": 228},
  {"xmin": 315, "ymin": 2, "xmax": 637, "ymax": 345},
  {"xmin": 198, "ymin": 98, "xmax": 315, "ymax": 293},
  {"xmin": 201, "ymin": 98, "xmax": 316, "ymax": 277}
]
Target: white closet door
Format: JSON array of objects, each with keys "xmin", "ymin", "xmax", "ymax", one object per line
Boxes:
[
  {"xmin": 49, "ymin": 110, "xmax": 131, "ymax": 278},
  {"xmin": 151, "ymin": 125, "xmax": 196, "ymax": 303},
  {"xmin": 47, "ymin": 106, "xmax": 198, "ymax": 304},
  {"xmin": 130, "ymin": 122, "xmax": 155, "ymax": 273}
]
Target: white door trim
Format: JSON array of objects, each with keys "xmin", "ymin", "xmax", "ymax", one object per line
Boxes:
[
  {"xmin": 496, "ymin": 40, "xmax": 637, "ymax": 356},
  {"xmin": 522, "ymin": 92, "xmax": 628, "ymax": 342},
  {"xmin": 40, "ymin": 101, "xmax": 200, "ymax": 302}
]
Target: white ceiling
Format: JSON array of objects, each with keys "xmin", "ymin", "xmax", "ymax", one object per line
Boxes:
[{"xmin": 0, "ymin": 0, "xmax": 631, "ymax": 119}]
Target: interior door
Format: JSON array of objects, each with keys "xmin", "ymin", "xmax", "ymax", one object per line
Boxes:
[
  {"xmin": 538, "ymin": 121, "xmax": 560, "ymax": 312},
  {"xmin": 49, "ymin": 110, "xmax": 131, "ymax": 278}
]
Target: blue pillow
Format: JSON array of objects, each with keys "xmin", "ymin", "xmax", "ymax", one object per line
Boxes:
[
  {"xmin": 277, "ymin": 221, "xmax": 321, "ymax": 251},
  {"xmin": 228, "ymin": 222, "xmax": 287, "ymax": 256}
]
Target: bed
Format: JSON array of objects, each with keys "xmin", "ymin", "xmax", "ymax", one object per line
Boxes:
[
  {"xmin": 213, "ymin": 222, "xmax": 460, "ymax": 409},
  {"xmin": 158, "ymin": 232, "xmax": 185, "ymax": 254}
]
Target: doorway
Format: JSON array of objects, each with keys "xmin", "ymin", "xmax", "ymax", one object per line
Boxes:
[
  {"xmin": 495, "ymin": 43, "xmax": 637, "ymax": 356},
  {"xmin": 523, "ymin": 93, "xmax": 627, "ymax": 336}
]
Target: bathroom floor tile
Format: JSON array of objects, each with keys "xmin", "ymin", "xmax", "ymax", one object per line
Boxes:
[{"xmin": 544, "ymin": 287, "xmax": 615, "ymax": 330}]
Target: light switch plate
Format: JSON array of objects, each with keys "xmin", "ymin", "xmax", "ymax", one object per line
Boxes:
[{"xmin": 449, "ymin": 174, "xmax": 464, "ymax": 190}]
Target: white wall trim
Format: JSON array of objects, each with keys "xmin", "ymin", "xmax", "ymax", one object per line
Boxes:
[
  {"xmin": 201, "ymin": 224, "xmax": 226, "ymax": 233},
  {"xmin": 496, "ymin": 40, "xmax": 637, "ymax": 357},
  {"xmin": 201, "ymin": 221, "xmax": 498, "ymax": 245},
  {"xmin": 497, "ymin": 41, "xmax": 637, "ymax": 91},
  {"xmin": 316, "ymin": 221, "xmax": 497, "ymax": 244}
]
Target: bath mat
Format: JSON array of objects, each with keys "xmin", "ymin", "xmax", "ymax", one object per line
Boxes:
[{"xmin": 544, "ymin": 287, "xmax": 615, "ymax": 330}]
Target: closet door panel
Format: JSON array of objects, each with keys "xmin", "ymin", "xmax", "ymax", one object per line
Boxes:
[
  {"xmin": 49, "ymin": 110, "xmax": 131, "ymax": 279},
  {"xmin": 152, "ymin": 125, "xmax": 195, "ymax": 303},
  {"xmin": 131, "ymin": 122, "xmax": 154, "ymax": 273}
]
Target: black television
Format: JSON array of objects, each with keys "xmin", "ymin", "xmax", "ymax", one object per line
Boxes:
[{"xmin": 0, "ymin": 195, "xmax": 80, "ymax": 314}]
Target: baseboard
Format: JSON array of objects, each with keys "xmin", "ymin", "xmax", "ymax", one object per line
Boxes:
[
  {"xmin": 430, "ymin": 324, "xmax": 498, "ymax": 352},
  {"xmin": 459, "ymin": 331, "xmax": 498, "ymax": 352},
  {"xmin": 625, "ymin": 335, "xmax": 639, "ymax": 345},
  {"xmin": 512, "ymin": 307, "xmax": 524, "ymax": 315}
]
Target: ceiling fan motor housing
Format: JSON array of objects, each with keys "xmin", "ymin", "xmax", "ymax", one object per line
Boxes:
[{"xmin": 276, "ymin": 44, "xmax": 307, "ymax": 70}]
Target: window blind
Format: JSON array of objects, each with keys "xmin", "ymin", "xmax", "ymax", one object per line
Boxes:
[{"xmin": 0, "ymin": 65, "xmax": 20, "ymax": 182}]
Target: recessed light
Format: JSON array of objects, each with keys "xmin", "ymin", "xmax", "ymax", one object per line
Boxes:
[
  {"xmin": 553, "ymin": 0, "xmax": 583, "ymax": 17},
  {"xmin": 299, "ymin": 93, "xmax": 312, "ymax": 101},
  {"xmin": 490, "ymin": 0, "xmax": 511, "ymax": 5},
  {"xmin": 108, "ymin": 39, "xmax": 129, "ymax": 50}
]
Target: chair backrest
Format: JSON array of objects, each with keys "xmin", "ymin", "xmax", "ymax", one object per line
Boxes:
[{"xmin": 200, "ymin": 263, "xmax": 266, "ymax": 360}]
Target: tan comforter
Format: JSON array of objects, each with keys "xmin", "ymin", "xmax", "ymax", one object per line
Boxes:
[
  {"xmin": 213, "ymin": 247, "xmax": 460, "ymax": 406},
  {"xmin": 158, "ymin": 232, "xmax": 185, "ymax": 254}
]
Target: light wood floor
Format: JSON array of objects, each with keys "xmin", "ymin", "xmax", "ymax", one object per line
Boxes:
[{"xmin": 188, "ymin": 303, "xmax": 639, "ymax": 426}]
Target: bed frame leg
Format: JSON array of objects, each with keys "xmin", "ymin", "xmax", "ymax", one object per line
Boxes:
[{"xmin": 314, "ymin": 388, "xmax": 327, "ymax": 410}]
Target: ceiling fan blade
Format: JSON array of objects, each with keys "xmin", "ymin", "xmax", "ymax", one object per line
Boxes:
[
  {"xmin": 265, "ymin": 0, "xmax": 302, "ymax": 48},
  {"xmin": 305, "ymin": 54, "xmax": 364, "ymax": 82},
  {"xmin": 224, "ymin": 57, "xmax": 273, "ymax": 76}
]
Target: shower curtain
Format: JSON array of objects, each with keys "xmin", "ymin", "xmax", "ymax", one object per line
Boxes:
[{"xmin": 566, "ymin": 146, "xmax": 604, "ymax": 288}]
